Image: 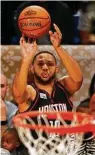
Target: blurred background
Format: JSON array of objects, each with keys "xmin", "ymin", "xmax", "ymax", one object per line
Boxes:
[{"xmin": 1, "ymin": 1, "xmax": 95, "ymax": 45}]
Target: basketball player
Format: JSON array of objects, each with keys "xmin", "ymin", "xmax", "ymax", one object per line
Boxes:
[{"xmin": 13, "ymin": 24, "xmax": 83, "ymax": 115}]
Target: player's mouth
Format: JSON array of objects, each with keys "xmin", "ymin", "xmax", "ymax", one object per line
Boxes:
[{"xmin": 41, "ymin": 73, "xmax": 49, "ymax": 78}]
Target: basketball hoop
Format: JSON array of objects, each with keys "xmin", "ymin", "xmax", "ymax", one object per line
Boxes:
[{"xmin": 13, "ymin": 111, "xmax": 95, "ymax": 155}]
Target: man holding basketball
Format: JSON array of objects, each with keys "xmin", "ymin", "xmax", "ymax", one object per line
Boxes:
[{"xmin": 13, "ymin": 24, "xmax": 83, "ymax": 114}]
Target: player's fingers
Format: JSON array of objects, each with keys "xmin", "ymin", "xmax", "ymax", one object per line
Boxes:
[
  {"xmin": 54, "ymin": 32, "xmax": 59, "ymax": 39},
  {"xmin": 22, "ymin": 34, "xmax": 26, "ymax": 42},
  {"xmin": 21, "ymin": 34, "xmax": 26, "ymax": 45},
  {"xmin": 22, "ymin": 33, "xmax": 25, "ymax": 38},
  {"xmin": 53, "ymin": 23, "xmax": 62, "ymax": 39},
  {"xmin": 19, "ymin": 37, "xmax": 23, "ymax": 46},
  {"xmin": 33, "ymin": 40, "xmax": 37, "ymax": 45},
  {"xmin": 32, "ymin": 38, "xmax": 36, "ymax": 43},
  {"xmin": 54, "ymin": 32, "xmax": 60, "ymax": 41},
  {"xmin": 31, "ymin": 38, "xmax": 36, "ymax": 45},
  {"xmin": 53, "ymin": 23, "xmax": 61, "ymax": 34},
  {"xmin": 49, "ymin": 30, "xmax": 53, "ymax": 36},
  {"xmin": 28, "ymin": 37, "xmax": 32, "ymax": 44}
]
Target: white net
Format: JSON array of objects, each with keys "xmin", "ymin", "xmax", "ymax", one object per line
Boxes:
[{"xmin": 13, "ymin": 111, "xmax": 95, "ymax": 155}]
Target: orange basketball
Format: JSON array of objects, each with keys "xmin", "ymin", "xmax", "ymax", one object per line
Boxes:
[{"xmin": 18, "ymin": 5, "xmax": 51, "ymax": 38}]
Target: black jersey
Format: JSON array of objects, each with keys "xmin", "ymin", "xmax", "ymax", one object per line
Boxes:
[
  {"xmin": 24, "ymin": 80, "xmax": 73, "ymax": 138},
  {"xmin": 26, "ymin": 80, "xmax": 73, "ymax": 112}
]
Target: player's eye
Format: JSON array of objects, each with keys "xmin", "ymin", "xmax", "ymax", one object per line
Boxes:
[
  {"xmin": 38, "ymin": 62, "xmax": 44, "ymax": 66},
  {"xmin": 47, "ymin": 62, "xmax": 54, "ymax": 66}
]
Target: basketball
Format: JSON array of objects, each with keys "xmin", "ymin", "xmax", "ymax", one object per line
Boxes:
[{"xmin": 18, "ymin": 6, "xmax": 51, "ymax": 38}]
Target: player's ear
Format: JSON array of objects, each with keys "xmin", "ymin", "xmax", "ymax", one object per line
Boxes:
[
  {"xmin": 30, "ymin": 65, "xmax": 34, "ymax": 74},
  {"xmin": 56, "ymin": 66, "xmax": 59, "ymax": 73}
]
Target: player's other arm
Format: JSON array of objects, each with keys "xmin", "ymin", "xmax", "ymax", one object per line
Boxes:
[
  {"xmin": 49, "ymin": 24, "xmax": 83, "ymax": 95},
  {"xmin": 56, "ymin": 46, "xmax": 83, "ymax": 95}
]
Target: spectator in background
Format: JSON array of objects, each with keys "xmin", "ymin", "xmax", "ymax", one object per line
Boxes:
[
  {"xmin": 13, "ymin": 1, "xmax": 74, "ymax": 45},
  {"xmin": 78, "ymin": 1, "xmax": 95, "ymax": 44},
  {"xmin": 1, "ymin": 128, "xmax": 28, "ymax": 155},
  {"xmin": 76, "ymin": 73, "xmax": 95, "ymax": 113},
  {"xmin": 76, "ymin": 74, "xmax": 95, "ymax": 155},
  {"xmin": 0, "ymin": 148, "xmax": 10, "ymax": 155},
  {"xmin": 1, "ymin": 74, "xmax": 18, "ymax": 127},
  {"xmin": 1, "ymin": 99, "xmax": 7, "ymax": 137}
]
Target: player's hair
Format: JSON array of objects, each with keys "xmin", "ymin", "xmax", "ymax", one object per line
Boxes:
[{"xmin": 32, "ymin": 51, "xmax": 57, "ymax": 64}]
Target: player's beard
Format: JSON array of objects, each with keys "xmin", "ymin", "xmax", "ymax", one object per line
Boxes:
[{"xmin": 34, "ymin": 72, "xmax": 56, "ymax": 85}]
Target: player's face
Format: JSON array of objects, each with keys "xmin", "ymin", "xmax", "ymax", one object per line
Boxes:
[{"xmin": 33, "ymin": 53, "xmax": 58, "ymax": 84}]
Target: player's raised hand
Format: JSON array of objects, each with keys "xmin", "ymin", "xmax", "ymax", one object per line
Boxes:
[
  {"xmin": 49, "ymin": 24, "xmax": 62, "ymax": 48},
  {"xmin": 20, "ymin": 35, "xmax": 37, "ymax": 61}
]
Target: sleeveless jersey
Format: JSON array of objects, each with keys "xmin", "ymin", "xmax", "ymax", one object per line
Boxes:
[
  {"xmin": 26, "ymin": 80, "xmax": 73, "ymax": 112},
  {"xmin": 22, "ymin": 81, "xmax": 73, "ymax": 139}
]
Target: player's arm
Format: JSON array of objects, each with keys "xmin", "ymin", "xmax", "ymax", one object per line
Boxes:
[
  {"xmin": 12, "ymin": 37, "xmax": 37, "ymax": 105},
  {"xmin": 49, "ymin": 24, "xmax": 83, "ymax": 95}
]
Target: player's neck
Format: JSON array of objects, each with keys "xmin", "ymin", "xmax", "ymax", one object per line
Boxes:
[
  {"xmin": 34, "ymin": 79, "xmax": 54, "ymax": 95},
  {"xmin": 35, "ymin": 79, "xmax": 54, "ymax": 87}
]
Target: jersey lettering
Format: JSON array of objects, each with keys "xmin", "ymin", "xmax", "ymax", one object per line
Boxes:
[{"xmin": 39, "ymin": 103, "xmax": 67, "ymax": 112}]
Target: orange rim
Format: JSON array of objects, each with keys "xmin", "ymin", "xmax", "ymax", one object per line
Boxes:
[{"xmin": 13, "ymin": 111, "xmax": 95, "ymax": 135}]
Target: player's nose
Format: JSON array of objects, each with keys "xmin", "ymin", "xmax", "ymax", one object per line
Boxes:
[{"xmin": 42, "ymin": 64, "xmax": 48, "ymax": 70}]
